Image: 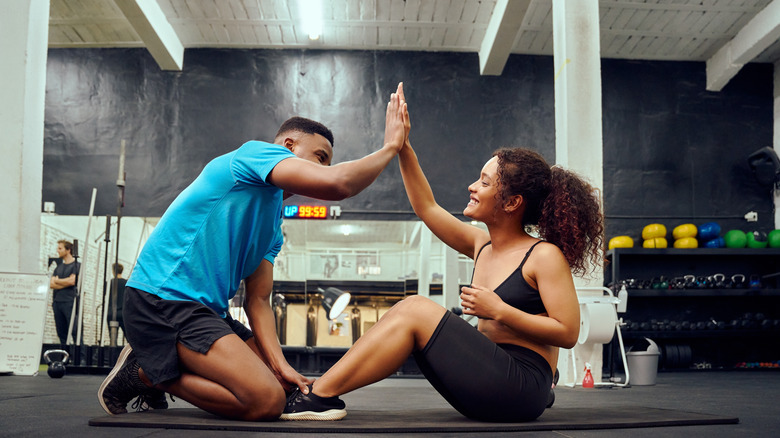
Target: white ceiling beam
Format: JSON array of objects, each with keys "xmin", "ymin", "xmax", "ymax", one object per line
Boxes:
[
  {"xmin": 706, "ymin": 0, "xmax": 780, "ymax": 91},
  {"xmin": 114, "ymin": 0, "xmax": 184, "ymax": 71},
  {"xmin": 478, "ymin": 0, "xmax": 531, "ymax": 76}
]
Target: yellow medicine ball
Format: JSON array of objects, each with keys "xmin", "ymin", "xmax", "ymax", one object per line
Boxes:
[
  {"xmin": 608, "ymin": 236, "xmax": 634, "ymax": 249},
  {"xmin": 672, "ymin": 223, "xmax": 697, "ymax": 240},
  {"xmin": 642, "ymin": 223, "xmax": 667, "ymax": 240},
  {"xmin": 674, "ymin": 237, "xmax": 698, "ymax": 248},
  {"xmin": 643, "ymin": 237, "xmax": 668, "ymax": 248}
]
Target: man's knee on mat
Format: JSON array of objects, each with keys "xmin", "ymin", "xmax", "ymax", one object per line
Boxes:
[{"xmin": 237, "ymin": 387, "xmax": 286, "ymax": 421}]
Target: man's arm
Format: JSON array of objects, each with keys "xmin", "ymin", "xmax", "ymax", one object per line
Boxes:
[
  {"xmin": 50, "ymin": 274, "xmax": 76, "ymax": 290},
  {"xmin": 267, "ymin": 83, "xmax": 408, "ymax": 200},
  {"xmin": 244, "ymin": 259, "xmax": 311, "ymax": 393}
]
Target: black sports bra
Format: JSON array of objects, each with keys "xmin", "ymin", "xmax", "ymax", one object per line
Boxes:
[{"xmin": 472, "ymin": 240, "xmax": 547, "ymax": 315}]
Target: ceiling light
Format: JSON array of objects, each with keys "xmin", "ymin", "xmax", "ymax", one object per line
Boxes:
[{"xmin": 298, "ymin": 0, "xmax": 323, "ymax": 40}]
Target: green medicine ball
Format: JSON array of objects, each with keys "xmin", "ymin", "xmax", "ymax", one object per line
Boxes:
[
  {"xmin": 746, "ymin": 231, "xmax": 768, "ymax": 249},
  {"xmin": 768, "ymin": 229, "xmax": 780, "ymax": 248},
  {"xmin": 724, "ymin": 230, "xmax": 747, "ymax": 248}
]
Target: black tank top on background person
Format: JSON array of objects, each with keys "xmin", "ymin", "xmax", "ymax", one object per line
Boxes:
[{"xmin": 472, "ymin": 241, "xmax": 547, "ymax": 315}]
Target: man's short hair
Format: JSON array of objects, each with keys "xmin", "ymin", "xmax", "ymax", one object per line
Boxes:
[
  {"xmin": 275, "ymin": 116, "xmax": 334, "ymax": 148},
  {"xmin": 113, "ymin": 263, "xmax": 124, "ymax": 275},
  {"xmin": 57, "ymin": 239, "xmax": 73, "ymax": 253}
]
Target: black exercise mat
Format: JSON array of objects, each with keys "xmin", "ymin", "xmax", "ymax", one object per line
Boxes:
[{"xmin": 89, "ymin": 406, "xmax": 739, "ymax": 433}]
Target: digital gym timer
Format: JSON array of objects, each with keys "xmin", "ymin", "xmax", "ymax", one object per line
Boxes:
[{"xmin": 283, "ymin": 205, "xmax": 328, "ymax": 219}]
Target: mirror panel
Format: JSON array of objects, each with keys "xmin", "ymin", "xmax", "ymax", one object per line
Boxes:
[{"xmin": 40, "ymin": 215, "xmax": 481, "ymax": 347}]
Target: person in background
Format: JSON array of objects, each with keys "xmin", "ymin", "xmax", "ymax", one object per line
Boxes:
[
  {"xmin": 50, "ymin": 239, "xmax": 81, "ymax": 347},
  {"xmin": 107, "ymin": 263, "xmax": 127, "ymax": 334}
]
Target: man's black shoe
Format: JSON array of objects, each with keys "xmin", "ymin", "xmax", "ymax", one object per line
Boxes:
[
  {"xmin": 97, "ymin": 345, "xmax": 146, "ymax": 415},
  {"xmin": 280, "ymin": 385, "xmax": 347, "ymax": 421}
]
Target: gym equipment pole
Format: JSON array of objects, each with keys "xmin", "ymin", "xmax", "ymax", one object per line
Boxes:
[
  {"xmin": 77, "ymin": 200, "xmax": 97, "ymax": 346},
  {"xmin": 109, "ymin": 140, "xmax": 126, "ymax": 347},
  {"xmin": 65, "ymin": 239, "xmax": 79, "ymax": 345},
  {"xmin": 91, "ymin": 238, "xmax": 103, "ymax": 345},
  {"xmin": 98, "ymin": 216, "xmax": 111, "ymax": 345},
  {"xmin": 67, "ymin": 188, "xmax": 97, "ymax": 346}
]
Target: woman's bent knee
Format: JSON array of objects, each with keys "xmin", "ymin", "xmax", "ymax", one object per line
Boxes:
[{"xmin": 398, "ymin": 295, "xmax": 443, "ymax": 317}]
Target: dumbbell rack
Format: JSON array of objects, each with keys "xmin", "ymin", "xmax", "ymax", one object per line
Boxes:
[{"xmin": 605, "ymin": 248, "xmax": 780, "ymax": 371}]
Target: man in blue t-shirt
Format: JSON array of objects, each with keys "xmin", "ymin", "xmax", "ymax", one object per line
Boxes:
[{"xmin": 98, "ymin": 83, "xmax": 409, "ymax": 420}]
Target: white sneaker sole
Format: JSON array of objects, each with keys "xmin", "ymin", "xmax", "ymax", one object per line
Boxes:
[
  {"xmin": 279, "ymin": 409, "xmax": 347, "ymax": 421},
  {"xmin": 97, "ymin": 344, "xmax": 134, "ymax": 415}
]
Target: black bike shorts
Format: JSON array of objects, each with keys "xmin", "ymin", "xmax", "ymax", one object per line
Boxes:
[{"xmin": 413, "ymin": 311, "xmax": 553, "ymax": 422}]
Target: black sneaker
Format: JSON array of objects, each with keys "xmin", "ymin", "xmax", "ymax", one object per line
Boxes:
[
  {"xmin": 145, "ymin": 389, "xmax": 172, "ymax": 409},
  {"xmin": 132, "ymin": 389, "xmax": 172, "ymax": 411},
  {"xmin": 279, "ymin": 385, "xmax": 347, "ymax": 421},
  {"xmin": 97, "ymin": 345, "xmax": 147, "ymax": 415}
]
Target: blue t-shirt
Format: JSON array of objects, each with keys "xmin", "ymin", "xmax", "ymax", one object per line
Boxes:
[{"xmin": 128, "ymin": 141, "xmax": 295, "ymax": 317}]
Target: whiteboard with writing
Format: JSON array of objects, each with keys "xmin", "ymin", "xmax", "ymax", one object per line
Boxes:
[{"xmin": 0, "ymin": 272, "xmax": 50, "ymax": 375}]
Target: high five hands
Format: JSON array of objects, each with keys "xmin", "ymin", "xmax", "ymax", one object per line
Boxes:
[{"xmin": 384, "ymin": 82, "xmax": 410, "ymax": 154}]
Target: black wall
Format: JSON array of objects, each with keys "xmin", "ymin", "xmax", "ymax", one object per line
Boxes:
[
  {"xmin": 43, "ymin": 48, "xmax": 775, "ymax": 241},
  {"xmin": 601, "ymin": 59, "xmax": 774, "ymax": 239}
]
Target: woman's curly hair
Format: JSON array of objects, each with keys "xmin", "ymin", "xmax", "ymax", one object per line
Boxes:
[{"xmin": 493, "ymin": 148, "xmax": 604, "ymax": 277}]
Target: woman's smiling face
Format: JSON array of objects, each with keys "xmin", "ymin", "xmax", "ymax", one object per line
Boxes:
[{"xmin": 463, "ymin": 156, "xmax": 501, "ymax": 220}]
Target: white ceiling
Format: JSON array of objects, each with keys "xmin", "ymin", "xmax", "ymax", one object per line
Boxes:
[{"xmin": 48, "ymin": 0, "xmax": 780, "ymax": 88}]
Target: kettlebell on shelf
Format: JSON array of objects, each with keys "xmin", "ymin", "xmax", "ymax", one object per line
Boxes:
[
  {"xmin": 711, "ymin": 273, "xmax": 727, "ymax": 289},
  {"xmin": 43, "ymin": 349, "xmax": 69, "ymax": 379}
]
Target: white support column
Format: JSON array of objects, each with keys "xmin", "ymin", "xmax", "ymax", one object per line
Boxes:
[
  {"xmin": 417, "ymin": 226, "xmax": 432, "ymax": 298},
  {"xmin": 552, "ymin": 0, "xmax": 607, "ymax": 384},
  {"xmin": 441, "ymin": 245, "xmax": 460, "ymax": 314},
  {"xmin": 552, "ymin": 0, "xmax": 604, "ymax": 190},
  {"xmin": 774, "ymin": 60, "xmax": 780, "ymax": 229},
  {"xmin": 0, "ymin": 0, "xmax": 50, "ymax": 273},
  {"xmin": 552, "ymin": 0, "xmax": 604, "ymax": 288}
]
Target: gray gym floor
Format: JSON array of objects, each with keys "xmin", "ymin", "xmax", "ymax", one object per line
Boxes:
[{"xmin": 2, "ymin": 370, "xmax": 777, "ymax": 437}]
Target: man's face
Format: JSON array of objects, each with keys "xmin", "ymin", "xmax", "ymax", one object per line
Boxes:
[
  {"xmin": 288, "ymin": 133, "xmax": 333, "ymax": 166},
  {"xmin": 56, "ymin": 243, "xmax": 68, "ymax": 258}
]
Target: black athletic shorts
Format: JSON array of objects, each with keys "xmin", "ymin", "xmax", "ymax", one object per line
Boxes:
[
  {"xmin": 413, "ymin": 311, "xmax": 553, "ymax": 422},
  {"xmin": 123, "ymin": 286, "xmax": 254, "ymax": 385}
]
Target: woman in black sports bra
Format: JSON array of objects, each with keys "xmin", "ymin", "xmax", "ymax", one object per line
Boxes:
[{"xmin": 282, "ymin": 88, "xmax": 604, "ymax": 423}]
